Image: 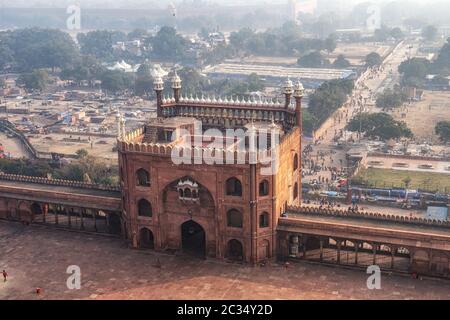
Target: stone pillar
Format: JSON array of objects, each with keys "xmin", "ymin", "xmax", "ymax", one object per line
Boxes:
[
  {"xmin": 337, "ymin": 241, "xmax": 341, "ymax": 264},
  {"xmin": 80, "ymin": 208, "xmax": 85, "ymax": 230},
  {"xmin": 372, "ymin": 244, "xmax": 377, "ymax": 265},
  {"xmin": 319, "ymin": 239, "xmax": 324, "ymax": 261},
  {"xmin": 391, "ymin": 247, "xmax": 395, "ymax": 269},
  {"xmin": 355, "ymin": 243, "xmax": 359, "ymax": 265},
  {"xmin": 55, "ymin": 205, "xmax": 59, "ymax": 225},
  {"xmin": 250, "ymin": 163, "xmax": 258, "ymax": 264}
]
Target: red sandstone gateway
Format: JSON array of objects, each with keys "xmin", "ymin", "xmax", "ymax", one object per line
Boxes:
[{"xmin": 117, "ymin": 75, "xmax": 304, "ymax": 263}]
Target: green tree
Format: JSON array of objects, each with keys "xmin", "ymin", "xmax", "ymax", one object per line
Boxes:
[
  {"xmin": 376, "ymin": 87, "xmax": 408, "ymax": 110},
  {"xmin": 16, "ymin": 69, "xmax": 49, "ymax": 91},
  {"xmin": 422, "ymin": 25, "xmax": 438, "ymax": 41},
  {"xmin": 390, "ymin": 27, "xmax": 404, "ymax": 40},
  {"xmin": 297, "ymin": 51, "xmax": 329, "ymax": 68},
  {"xmin": 346, "ymin": 113, "xmax": 413, "ymax": 141},
  {"xmin": 308, "ymin": 79, "xmax": 354, "ymax": 124},
  {"xmin": 398, "ymin": 58, "xmax": 431, "ymax": 87},
  {"xmin": 434, "ymin": 38, "xmax": 450, "ymax": 74},
  {"xmin": 100, "ymin": 70, "xmax": 133, "ymax": 94},
  {"xmin": 324, "ymin": 35, "xmax": 337, "ymax": 55},
  {"xmin": 435, "ymin": 121, "xmax": 450, "ymax": 142},
  {"xmin": 0, "ymin": 28, "xmax": 79, "ymax": 72},
  {"xmin": 77, "ymin": 30, "xmax": 126, "ymax": 61},
  {"xmin": 150, "ymin": 26, "xmax": 188, "ymax": 61},
  {"xmin": 134, "ymin": 62, "xmax": 153, "ymax": 97},
  {"xmin": 365, "ymin": 52, "xmax": 382, "ymax": 68},
  {"xmin": 332, "ymin": 54, "xmax": 351, "ymax": 69}
]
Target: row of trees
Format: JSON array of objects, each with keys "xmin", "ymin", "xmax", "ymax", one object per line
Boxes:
[
  {"xmin": 0, "ymin": 28, "xmax": 79, "ymax": 73},
  {"xmin": 376, "ymin": 86, "xmax": 408, "ymax": 110},
  {"xmin": 306, "ymin": 79, "xmax": 354, "ymax": 128},
  {"xmin": 228, "ymin": 23, "xmax": 337, "ymax": 57},
  {"xmin": 0, "ymin": 154, "xmax": 118, "ymax": 185}
]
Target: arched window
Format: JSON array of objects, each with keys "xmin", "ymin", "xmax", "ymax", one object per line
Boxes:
[
  {"xmin": 136, "ymin": 168, "xmax": 150, "ymax": 187},
  {"xmin": 138, "ymin": 199, "xmax": 152, "ymax": 217},
  {"xmin": 179, "ymin": 189, "xmax": 184, "ymax": 198},
  {"xmin": 259, "ymin": 212, "xmax": 269, "ymax": 228},
  {"xmin": 184, "ymin": 188, "xmax": 192, "ymax": 198},
  {"xmin": 227, "ymin": 209, "xmax": 243, "ymax": 228},
  {"xmin": 226, "ymin": 177, "xmax": 242, "ymax": 196},
  {"xmin": 293, "ymin": 153, "xmax": 299, "ymax": 171},
  {"xmin": 259, "ymin": 180, "xmax": 269, "ymax": 196},
  {"xmin": 293, "ymin": 183, "xmax": 298, "ymax": 200}
]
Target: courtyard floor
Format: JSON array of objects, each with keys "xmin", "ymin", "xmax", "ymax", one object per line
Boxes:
[{"xmin": 1, "ymin": 221, "xmax": 450, "ymax": 300}]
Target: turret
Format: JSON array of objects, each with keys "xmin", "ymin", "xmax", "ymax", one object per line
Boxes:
[
  {"xmin": 283, "ymin": 77, "xmax": 293, "ymax": 109},
  {"xmin": 171, "ymin": 71, "xmax": 182, "ymax": 103},
  {"xmin": 293, "ymin": 80, "xmax": 304, "ymax": 130},
  {"xmin": 154, "ymin": 76, "xmax": 164, "ymax": 117},
  {"xmin": 116, "ymin": 109, "xmax": 126, "ymax": 140}
]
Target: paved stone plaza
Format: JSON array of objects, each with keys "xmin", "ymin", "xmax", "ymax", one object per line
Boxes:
[{"xmin": 1, "ymin": 221, "xmax": 450, "ymax": 300}]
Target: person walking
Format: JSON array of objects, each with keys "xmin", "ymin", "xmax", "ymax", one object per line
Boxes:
[{"xmin": 2, "ymin": 270, "xmax": 7, "ymax": 282}]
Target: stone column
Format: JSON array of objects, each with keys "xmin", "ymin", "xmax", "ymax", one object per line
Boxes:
[
  {"xmin": 319, "ymin": 239, "xmax": 324, "ymax": 261},
  {"xmin": 337, "ymin": 241, "xmax": 341, "ymax": 264},
  {"xmin": 372, "ymin": 244, "xmax": 377, "ymax": 265}
]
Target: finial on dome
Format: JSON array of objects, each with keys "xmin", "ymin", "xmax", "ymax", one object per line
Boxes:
[{"xmin": 293, "ymin": 79, "xmax": 304, "ymax": 98}]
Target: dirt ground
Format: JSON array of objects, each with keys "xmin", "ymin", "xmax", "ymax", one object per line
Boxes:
[{"xmin": 391, "ymin": 91, "xmax": 450, "ymax": 143}]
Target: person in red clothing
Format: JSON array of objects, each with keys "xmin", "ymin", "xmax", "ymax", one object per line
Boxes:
[{"xmin": 2, "ymin": 270, "xmax": 7, "ymax": 282}]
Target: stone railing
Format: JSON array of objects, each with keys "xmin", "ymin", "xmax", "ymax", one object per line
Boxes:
[
  {"xmin": 286, "ymin": 205, "xmax": 450, "ymax": 228},
  {"xmin": 0, "ymin": 172, "xmax": 120, "ymax": 192}
]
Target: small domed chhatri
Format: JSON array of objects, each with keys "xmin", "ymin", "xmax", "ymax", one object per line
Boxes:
[
  {"xmin": 283, "ymin": 77, "xmax": 294, "ymax": 95},
  {"xmin": 293, "ymin": 80, "xmax": 304, "ymax": 97},
  {"xmin": 171, "ymin": 71, "xmax": 182, "ymax": 89},
  {"xmin": 153, "ymin": 75, "xmax": 164, "ymax": 91}
]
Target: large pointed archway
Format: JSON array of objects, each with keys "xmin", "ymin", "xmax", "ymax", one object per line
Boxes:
[{"xmin": 181, "ymin": 220, "xmax": 206, "ymax": 257}]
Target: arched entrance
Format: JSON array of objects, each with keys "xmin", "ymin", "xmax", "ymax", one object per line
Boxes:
[
  {"xmin": 108, "ymin": 213, "xmax": 121, "ymax": 235},
  {"xmin": 227, "ymin": 239, "xmax": 243, "ymax": 261},
  {"xmin": 30, "ymin": 203, "xmax": 43, "ymax": 215},
  {"xmin": 181, "ymin": 220, "xmax": 206, "ymax": 257},
  {"xmin": 139, "ymin": 228, "xmax": 154, "ymax": 249}
]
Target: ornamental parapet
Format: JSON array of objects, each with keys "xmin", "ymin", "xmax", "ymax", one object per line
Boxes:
[
  {"xmin": 0, "ymin": 172, "xmax": 120, "ymax": 192},
  {"xmin": 117, "ymin": 140, "xmax": 276, "ymax": 165},
  {"xmin": 286, "ymin": 205, "xmax": 450, "ymax": 228}
]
